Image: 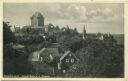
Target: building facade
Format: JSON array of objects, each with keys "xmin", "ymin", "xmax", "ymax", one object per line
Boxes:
[{"xmin": 30, "ymin": 12, "xmax": 44, "ymax": 27}]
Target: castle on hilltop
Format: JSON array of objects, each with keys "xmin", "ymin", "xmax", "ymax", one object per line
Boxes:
[
  {"xmin": 14, "ymin": 12, "xmax": 49, "ymax": 34},
  {"xmin": 14, "ymin": 12, "xmax": 111, "ymax": 41}
]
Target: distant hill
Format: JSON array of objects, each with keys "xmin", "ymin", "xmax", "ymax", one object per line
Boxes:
[{"xmin": 113, "ymin": 34, "xmax": 124, "ymax": 45}]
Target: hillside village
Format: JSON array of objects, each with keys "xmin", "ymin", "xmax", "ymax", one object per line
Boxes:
[{"xmin": 3, "ymin": 12, "xmax": 124, "ymax": 77}]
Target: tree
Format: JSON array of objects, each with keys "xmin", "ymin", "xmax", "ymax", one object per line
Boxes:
[
  {"xmin": 3, "ymin": 22, "xmax": 15, "ymax": 44},
  {"xmin": 58, "ymin": 34, "xmax": 82, "ymax": 53},
  {"xmin": 3, "ymin": 22, "xmax": 33, "ymax": 76},
  {"xmin": 65, "ymin": 38, "xmax": 124, "ymax": 77}
]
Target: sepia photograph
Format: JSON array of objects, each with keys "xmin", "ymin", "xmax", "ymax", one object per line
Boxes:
[{"xmin": 3, "ymin": 3, "xmax": 124, "ymax": 78}]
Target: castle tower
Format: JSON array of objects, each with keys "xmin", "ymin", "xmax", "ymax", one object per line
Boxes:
[
  {"xmin": 83, "ymin": 25, "xmax": 87, "ymax": 39},
  {"xmin": 30, "ymin": 12, "xmax": 44, "ymax": 27}
]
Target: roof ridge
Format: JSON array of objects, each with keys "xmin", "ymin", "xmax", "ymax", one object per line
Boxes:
[
  {"xmin": 39, "ymin": 48, "xmax": 46, "ymax": 54},
  {"xmin": 60, "ymin": 50, "xmax": 70, "ymax": 61}
]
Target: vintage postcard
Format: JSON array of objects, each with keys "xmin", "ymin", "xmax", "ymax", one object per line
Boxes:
[{"xmin": 1, "ymin": 0, "xmax": 127, "ymax": 80}]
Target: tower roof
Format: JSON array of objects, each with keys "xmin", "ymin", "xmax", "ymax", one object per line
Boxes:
[{"xmin": 31, "ymin": 12, "xmax": 44, "ymax": 18}]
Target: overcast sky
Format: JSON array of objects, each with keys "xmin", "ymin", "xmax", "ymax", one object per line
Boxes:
[{"xmin": 3, "ymin": 3, "xmax": 124, "ymax": 34}]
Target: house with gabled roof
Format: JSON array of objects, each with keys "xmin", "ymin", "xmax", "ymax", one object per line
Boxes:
[
  {"xmin": 58, "ymin": 50, "xmax": 78, "ymax": 73},
  {"xmin": 36, "ymin": 43, "xmax": 78, "ymax": 73},
  {"xmin": 29, "ymin": 43, "xmax": 78, "ymax": 74}
]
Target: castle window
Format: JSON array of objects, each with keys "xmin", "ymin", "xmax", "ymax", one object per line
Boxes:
[
  {"xmin": 30, "ymin": 17, "xmax": 33, "ymax": 20},
  {"xmin": 37, "ymin": 17, "xmax": 40, "ymax": 19}
]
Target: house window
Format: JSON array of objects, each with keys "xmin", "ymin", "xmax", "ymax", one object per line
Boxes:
[
  {"xmin": 63, "ymin": 70, "xmax": 66, "ymax": 73},
  {"xmin": 37, "ymin": 54, "xmax": 40, "ymax": 59},
  {"xmin": 66, "ymin": 59, "xmax": 69, "ymax": 62},
  {"xmin": 40, "ymin": 57, "xmax": 43, "ymax": 61},
  {"xmin": 58, "ymin": 63, "xmax": 61, "ymax": 70},
  {"xmin": 71, "ymin": 59, "xmax": 74, "ymax": 63},
  {"xmin": 69, "ymin": 54, "xmax": 72, "ymax": 57}
]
